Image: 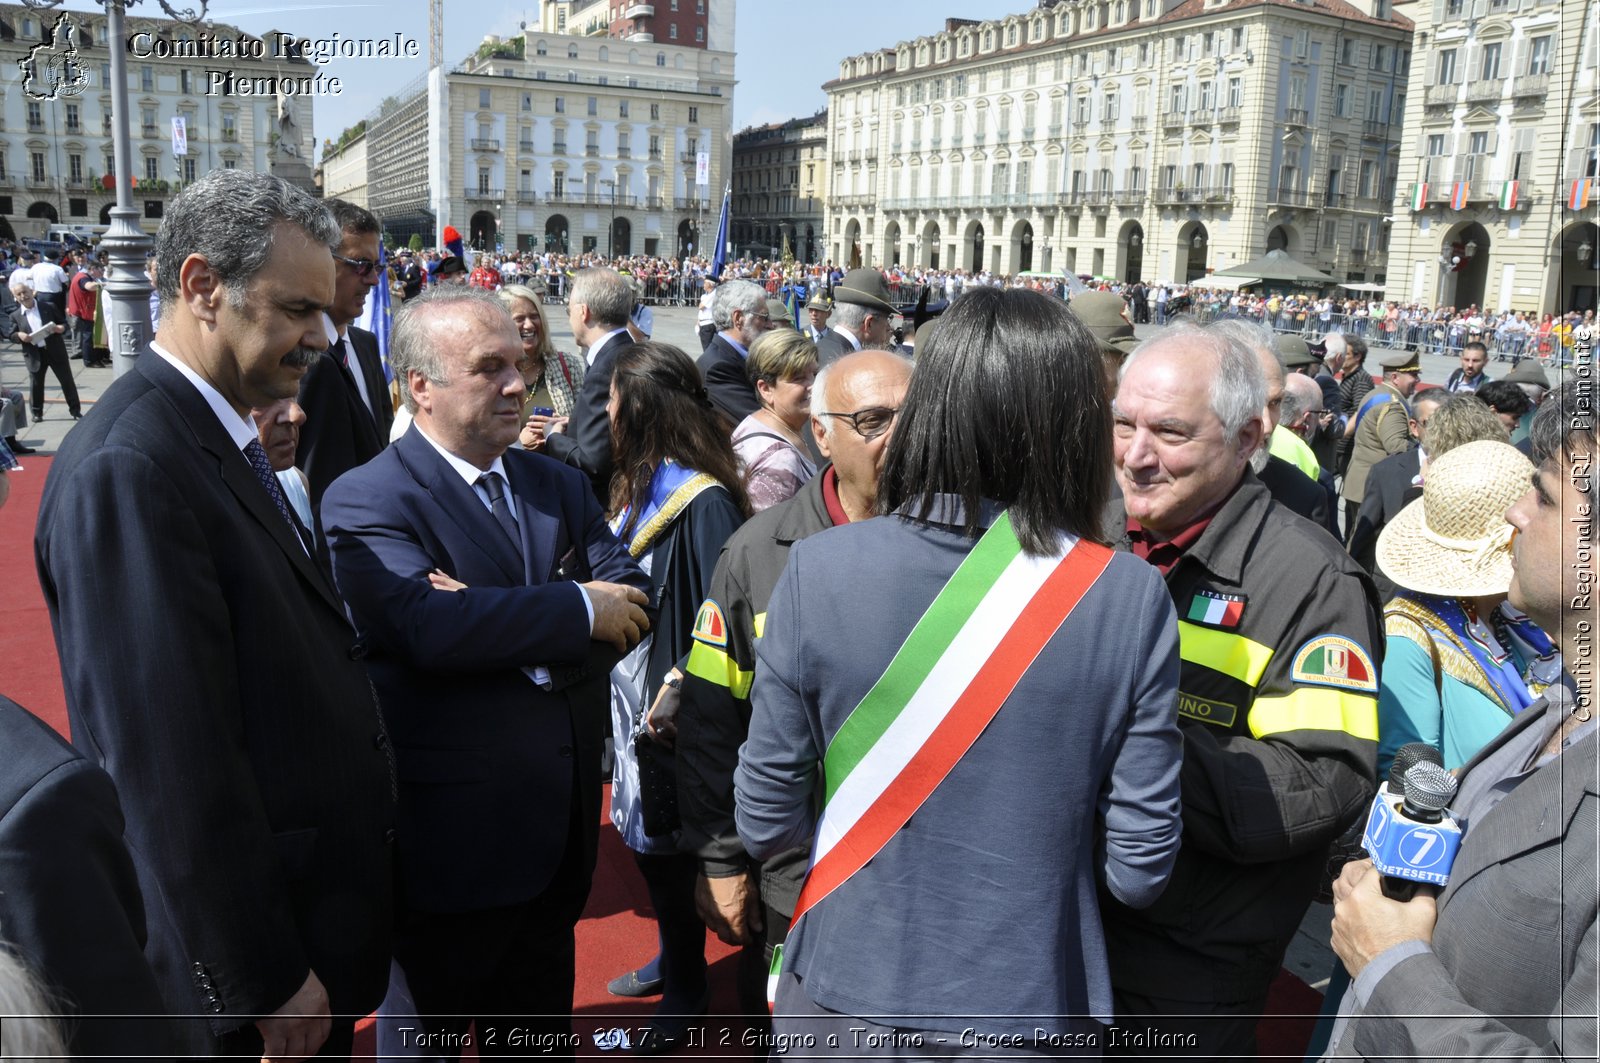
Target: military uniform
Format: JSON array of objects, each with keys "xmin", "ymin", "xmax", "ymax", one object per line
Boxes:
[
  {"xmin": 676, "ymin": 470, "xmax": 834, "ymax": 1009},
  {"xmin": 1103, "ymin": 475, "xmax": 1381, "ymax": 1048},
  {"xmin": 1341, "ymin": 380, "xmax": 1412, "ymax": 508}
]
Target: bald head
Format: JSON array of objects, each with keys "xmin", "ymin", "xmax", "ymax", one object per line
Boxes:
[
  {"xmin": 812, "ymin": 349, "xmax": 913, "ymax": 441},
  {"xmin": 811, "ymin": 349, "xmax": 913, "ymax": 518},
  {"xmin": 1280, "ymin": 373, "xmax": 1323, "ymax": 441}
]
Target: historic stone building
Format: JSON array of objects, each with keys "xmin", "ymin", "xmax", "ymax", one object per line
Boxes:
[
  {"xmin": 824, "ymin": 0, "xmax": 1414, "ymax": 285},
  {"xmin": 731, "ymin": 110, "xmax": 829, "ymax": 262},
  {"xmin": 1383, "ymin": 0, "xmax": 1598, "ymax": 313},
  {"xmin": 0, "ymin": 3, "xmax": 315, "ymax": 241}
]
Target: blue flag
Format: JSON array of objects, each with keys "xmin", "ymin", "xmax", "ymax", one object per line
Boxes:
[
  {"xmin": 710, "ymin": 182, "xmax": 731, "ymax": 281},
  {"xmin": 358, "ymin": 243, "xmax": 395, "ymax": 390}
]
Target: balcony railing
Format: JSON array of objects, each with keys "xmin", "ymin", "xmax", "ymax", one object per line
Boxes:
[
  {"xmin": 1152, "ymin": 186, "xmax": 1209, "ymax": 205},
  {"xmin": 644, "ymin": 196, "xmax": 666, "ymax": 210},
  {"xmin": 585, "ymin": 145, "xmax": 600, "ymax": 156},
  {"xmin": 679, "ymin": 152, "xmax": 697, "ymax": 163},
  {"xmin": 1129, "ymin": 116, "xmax": 1148, "ymax": 131},
  {"xmin": 1361, "ymin": 119, "xmax": 1390, "ymax": 138},
  {"xmin": 518, "ymin": 140, "xmax": 536, "ymax": 153},
  {"xmin": 1205, "ymin": 185, "xmax": 1235, "ymax": 204},
  {"xmin": 1191, "ymin": 107, "xmax": 1215, "ymax": 124},
  {"xmin": 26, "ymin": 120, "xmax": 44, "ymax": 133},
  {"xmin": 1072, "ymin": 120, "xmax": 1089, "ymax": 135},
  {"xmin": 1161, "ymin": 110, "xmax": 1186, "ymax": 129},
  {"xmin": 552, "ymin": 142, "xmax": 567, "ymax": 154},
  {"xmin": 1114, "ymin": 189, "xmax": 1145, "ymax": 206},
  {"xmin": 649, "ymin": 148, "xmax": 662, "ymax": 159},
  {"xmin": 141, "ymin": 124, "xmax": 158, "ymax": 137},
  {"xmin": 1284, "ymin": 108, "xmax": 1310, "ymax": 126},
  {"xmin": 950, "ymin": 134, "xmax": 964, "ymax": 147},
  {"xmin": 1465, "ymin": 80, "xmax": 1503, "ymax": 102},
  {"xmin": 1217, "ymin": 106, "xmax": 1241, "ymax": 124},
  {"xmin": 625, "ymin": 31, "xmax": 653, "ymax": 42},
  {"xmin": 674, "ymin": 197, "xmax": 710, "ymax": 210},
  {"xmin": 221, "ymin": 128, "xmax": 237, "ymax": 141},
  {"xmin": 1048, "ymin": 123, "xmax": 1062, "ymax": 137},
  {"xmin": 1512, "ymin": 73, "xmax": 1549, "ymax": 97},
  {"xmin": 466, "ymin": 188, "xmax": 505, "ymax": 202},
  {"xmin": 1424, "ymin": 84, "xmax": 1459, "ymax": 106},
  {"xmin": 1267, "ymin": 186, "xmax": 1314, "ymax": 207},
  {"xmin": 623, "ymin": 2, "xmax": 654, "ymax": 16},
  {"xmin": 470, "ymin": 138, "xmax": 501, "ymax": 151}
]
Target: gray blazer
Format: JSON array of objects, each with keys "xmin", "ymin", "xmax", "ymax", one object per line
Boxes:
[{"xmin": 1325, "ymin": 687, "xmax": 1598, "ymax": 1060}]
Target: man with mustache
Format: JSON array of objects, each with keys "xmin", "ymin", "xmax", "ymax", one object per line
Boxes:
[{"xmin": 35, "ymin": 170, "xmax": 396, "ymax": 1060}]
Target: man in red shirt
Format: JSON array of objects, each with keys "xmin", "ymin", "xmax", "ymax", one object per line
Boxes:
[
  {"xmin": 66, "ymin": 261, "xmax": 105, "ymax": 368},
  {"xmin": 468, "ymin": 253, "xmax": 502, "ymax": 291}
]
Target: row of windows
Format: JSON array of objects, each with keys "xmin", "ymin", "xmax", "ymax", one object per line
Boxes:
[
  {"xmin": 1435, "ymin": 36, "xmax": 1552, "ymax": 83},
  {"xmin": 5, "ymin": 150, "xmax": 204, "ymax": 184},
  {"xmin": 476, "ymin": 87, "xmax": 703, "ymax": 126}
]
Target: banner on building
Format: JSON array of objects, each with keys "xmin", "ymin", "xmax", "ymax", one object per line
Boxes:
[
  {"xmin": 171, "ymin": 115, "xmax": 188, "ymax": 157},
  {"xmin": 1450, "ymin": 182, "xmax": 1469, "ymax": 210},
  {"xmin": 1409, "ymin": 182, "xmax": 1427, "ymax": 211},
  {"xmin": 1498, "ymin": 180, "xmax": 1518, "ymax": 210},
  {"xmin": 1570, "ymin": 178, "xmax": 1593, "ymax": 211},
  {"xmin": 696, "ymin": 151, "xmax": 710, "ymax": 187}
]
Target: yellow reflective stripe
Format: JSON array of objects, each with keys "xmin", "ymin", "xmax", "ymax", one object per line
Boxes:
[
  {"xmin": 686, "ymin": 640, "xmax": 753, "ymax": 699},
  {"xmin": 1248, "ymin": 687, "xmax": 1379, "ymax": 742},
  {"xmin": 753, "ymin": 612, "xmax": 766, "ymax": 639},
  {"xmin": 1177, "ymin": 621, "xmax": 1275, "ymax": 688}
]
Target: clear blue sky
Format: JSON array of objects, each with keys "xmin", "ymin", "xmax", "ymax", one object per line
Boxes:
[{"xmin": 37, "ymin": 0, "xmax": 1025, "ymax": 158}]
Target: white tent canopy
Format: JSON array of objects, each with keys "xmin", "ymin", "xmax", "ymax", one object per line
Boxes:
[
  {"xmin": 1188, "ymin": 275, "xmax": 1259, "ymax": 290},
  {"xmin": 1340, "ymin": 282, "xmax": 1388, "ymax": 293}
]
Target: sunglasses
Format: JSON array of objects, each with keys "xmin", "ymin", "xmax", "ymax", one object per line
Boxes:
[
  {"xmin": 332, "ymin": 253, "xmax": 381, "ymax": 279},
  {"xmin": 817, "ymin": 405, "xmax": 900, "ymax": 441}
]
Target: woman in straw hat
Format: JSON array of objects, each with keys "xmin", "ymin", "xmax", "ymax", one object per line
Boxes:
[{"xmin": 1373, "ymin": 439, "xmax": 1562, "ymax": 774}]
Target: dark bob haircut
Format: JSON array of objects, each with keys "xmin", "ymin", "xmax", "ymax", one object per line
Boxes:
[{"xmin": 876, "ymin": 286, "xmax": 1112, "ymax": 556}]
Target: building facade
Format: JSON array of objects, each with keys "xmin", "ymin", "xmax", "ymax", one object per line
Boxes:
[
  {"xmin": 1384, "ymin": 0, "xmax": 1598, "ymax": 314},
  {"xmin": 424, "ymin": 23, "xmax": 734, "ymax": 257},
  {"xmin": 731, "ymin": 110, "xmax": 828, "ymax": 261},
  {"xmin": 319, "ymin": 126, "xmax": 369, "ymax": 207},
  {"xmin": 0, "ymin": 4, "xmax": 315, "ymax": 240},
  {"xmin": 542, "ymin": 0, "xmax": 731, "ymax": 51},
  {"xmin": 824, "ymin": 0, "xmax": 1414, "ymax": 286}
]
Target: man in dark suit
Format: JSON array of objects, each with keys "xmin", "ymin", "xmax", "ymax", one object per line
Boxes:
[
  {"xmin": 697, "ymin": 279, "xmax": 774, "ymax": 428},
  {"xmin": 814, "ymin": 268, "xmax": 896, "ymax": 366},
  {"xmin": 0, "ymin": 694, "xmax": 177, "ymax": 1057},
  {"xmin": 321, "ymin": 286, "xmax": 652, "ymax": 1057},
  {"xmin": 7, "ymin": 272, "xmax": 80, "ymax": 422},
  {"xmin": 296, "ymin": 199, "xmax": 395, "ymax": 507},
  {"xmin": 34, "ymin": 170, "xmax": 395, "ymax": 1060},
  {"xmin": 531, "ymin": 266, "xmax": 635, "ymax": 501}
]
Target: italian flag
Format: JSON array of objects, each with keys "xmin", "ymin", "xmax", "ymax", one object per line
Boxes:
[
  {"xmin": 1410, "ymin": 182, "xmax": 1428, "ymax": 211},
  {"xmin": 1499, "ymin": 180, "xmax": 1519, "ymax": 210},
  {"xmin": 1187, "ymin": 594, "xmax": 1243, "ymax": 626}
]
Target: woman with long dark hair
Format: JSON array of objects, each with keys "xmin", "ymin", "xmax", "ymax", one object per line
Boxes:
[{"xmin": 604, "ymin": 341, "xmax": 748, "ymax": 1053}]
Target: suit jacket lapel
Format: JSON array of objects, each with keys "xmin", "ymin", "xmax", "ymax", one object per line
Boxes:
[
  {"xmin": 503, "ymin": 456, "xmax": 560, "ymax": 586},
  {"xmin": 394, "ymin": 429, "xmax": 524, "ymax": 584},
  {"xmin": 137, "ymin": 354, "xmax": 347, "ymax": 616}
]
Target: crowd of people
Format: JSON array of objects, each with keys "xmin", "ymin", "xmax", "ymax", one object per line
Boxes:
[{"xmin": 0, "ymin": 168, "xmax": 1593, "ymax": 1063}]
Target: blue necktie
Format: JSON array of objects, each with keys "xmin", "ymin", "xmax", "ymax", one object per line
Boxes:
[
  {"xmin": 477, "ymin": 472, "xmax": 521, "ymax": 553},
  {"xmin": 244, "ymin": 439, "xmax": 295, "ymax": 530}
]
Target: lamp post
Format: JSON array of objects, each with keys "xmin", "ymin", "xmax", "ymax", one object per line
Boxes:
[{"xmin": 20, "ymin": 0, "xmax": 207, "ymax": 378}]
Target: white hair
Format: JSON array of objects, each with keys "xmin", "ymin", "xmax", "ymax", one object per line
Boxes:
[
  {"xmin": 711, "ymin": 280, "xmax": 766, "ymax": 330},
  {"xmin": 0, "ymin": 947, "xmax": 65, "ymax": 1059},
  {"xmin": 1122, "ymin": 323, "xmax": 1266, "ymax": 442}
]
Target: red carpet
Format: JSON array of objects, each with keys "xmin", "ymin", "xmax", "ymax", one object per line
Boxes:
[{"xmin": 5, "ymin": 454, "xmax": 1323, "ymax": 1059}]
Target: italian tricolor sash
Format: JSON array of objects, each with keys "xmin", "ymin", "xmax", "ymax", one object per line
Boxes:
[{"xmin": 766, "ymin": 513, "xmax": 1113, "ymax": 1005}]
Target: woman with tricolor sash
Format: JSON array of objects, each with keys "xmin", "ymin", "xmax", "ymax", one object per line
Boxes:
[
  {"xmin": 735, "ymin": 288, "xmax": 1185, "ymax": 1051},
  {"xmin": 1373, "ymin": 440, "xmax": 1561, "ymax": 774},
  {"xmin": 602, "ymin": 341, "xmax": 748, "ymax": 1054}
]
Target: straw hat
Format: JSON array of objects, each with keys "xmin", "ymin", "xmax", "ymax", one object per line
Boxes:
[{"xmin": 1376, "ymin": 439, "xmax": 1534, "ymax": 597}]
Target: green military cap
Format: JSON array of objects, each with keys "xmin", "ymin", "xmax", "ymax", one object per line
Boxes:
[
  {"xmin": 833, "ymin": 268, "xmax": 896, "ymax": 314},
  {"xmin": 1067, "ymin": 290, "xmax": 1138, "ymax": 356}
]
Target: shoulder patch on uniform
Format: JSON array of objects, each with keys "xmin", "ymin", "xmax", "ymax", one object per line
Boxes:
[
  {"xmin": 692, "ymin": 600, "xmax": 728, "ymax": 648},
  {"xmin": 1185, "ymin": 589, "xmax": 1247, "ymax": 629},
  {"xmin": 1291, "ymin": 635, "xmax": 1378, "ymax": 692}
]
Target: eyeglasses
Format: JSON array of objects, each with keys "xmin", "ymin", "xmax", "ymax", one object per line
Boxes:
[
  {"xmin": 332, "ymin": 253, "xmax": 381, "ymax": 279},
  {"xmin": 818, "ymin": 405, "xmax": 900, "ymax": 441}
]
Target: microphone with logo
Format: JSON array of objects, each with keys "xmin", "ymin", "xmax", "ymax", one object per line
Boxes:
[{"xmin": 1361, "ymin": 743, "xmax": 1463, "ymax": 901}]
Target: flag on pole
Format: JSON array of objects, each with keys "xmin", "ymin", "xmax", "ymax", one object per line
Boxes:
[
  {"xmin": 1410, "ymin": 182, "xmax": 1428, "ymax": 211},
  {"xmin": 358, "ymin": 243, "xmax": 396, "ymax": 403},
  {"xmin": 710, "ymin": 182, "xmax": 731, "ymax": 280},
  {"xmin": 1570, "ymin": 179, "xmax": 1593, "ymax": 211},
  {"xmin": 1498, "ymin": 180, "xmax": 1519, "ymax": 210},
  {"xmin": 1450, "ymin": 182, "xmax": 1469, "ymax": 210}
]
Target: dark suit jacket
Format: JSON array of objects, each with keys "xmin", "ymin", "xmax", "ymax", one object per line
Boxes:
[
  {"xmin": 296, "ymin": 325, "xmax": 393, "ymax": 507},
  {"xmin": 321, "ymin": 429, "xmax": 652, "ymax": 913},
  {"xmin": 7, "ymin": 299, "xmax": 68, "ymax": 374},
  {"xmin": 697, "ymin": 333, "xmax": 760, "ymax": 429},
  {"xmin": 0, "ymin": 695, "xmax": 176, "ymax": 1058},
  {"xmin": 34, "ymin": 351, "xmax": 395, "ymax": 1055},
  {"xmin": 546, "ymin": 328, "xmax": 632, "ymax": 501},
  {"xmin": 813, "ymin": 327, "xmax": 858, "ymax": 367},
  {"xmin": 1257, "ymin": 453, "xmax": 1336, "ymax": 538},
  {"xmin": 1347, "ymin": 446, "xmax": 1421, "ymax": 602}
]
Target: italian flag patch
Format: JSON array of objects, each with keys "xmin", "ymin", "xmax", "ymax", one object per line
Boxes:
[{"xmin": 1187, "ymin": 590, "xmax": 1245, "ymax": 628}]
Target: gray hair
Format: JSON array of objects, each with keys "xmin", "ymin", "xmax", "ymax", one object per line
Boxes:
[
  {"xmin": 831, "ymin": 300, "xmax": 869, "ymax": 333},
  {"xmin": 1122, "ymin": 323, "xmax": 1266, "ymax": 442},
  {"xmin": 810, "ymin": 348, "xmax": 912, "ymax": 439},
  {"xmin": 711, "ymin": 279, "xmax": 767, "ymax": 330},
  {"xmin": 1209, "ymin": 318, "xmax": 1283, "ymax": 388},
  {"xmin": 1281, "ymin": 372, "xmax": 1322, "ymax": 427},
  {"xmin": 1529, "ymin": 377, "xmax": 1597, "ymax": 512},
  {"xmin": 389, "ymin": 285, "xmax": 513, "ymax": 413},
  {"xmin": 568, "ymin": 267, "xmax": 634, "ymax": 328},
  {"xmin": 0, "ymin": 947, "xmax": 64, "ymax": 1058},
  {"xmin": 7, "ymin": 272, "xmax": 33, "ymax": 294},
  {"xmin": 155, "ymin": 170, "xmax": 338, "ymax": 311},
  {"xmin": 1322, "ymin": 332, "xmax": 1349, "ymax": 360}
]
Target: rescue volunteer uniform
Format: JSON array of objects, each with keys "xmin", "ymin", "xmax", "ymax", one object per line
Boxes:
[
  {"xmin": 676, "ymin": 469, "xmax": 837, "ymax": 1012},
  {"xmin": 1102, "ymin": 474, "xmax": 1381, "ymax": 1053}
]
